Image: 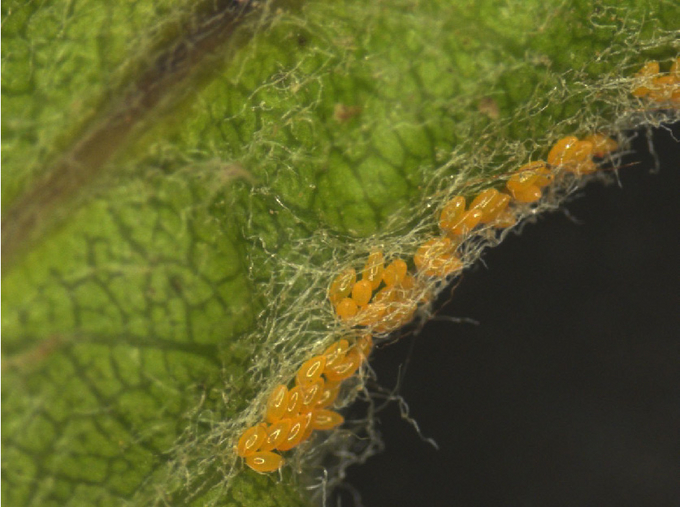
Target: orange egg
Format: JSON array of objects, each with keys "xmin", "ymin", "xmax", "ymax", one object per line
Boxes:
[
  {"xmin": 311, "ymin": 409, "xmax": 345, "ymax": 431},
  {"xmin": 299, "ymin": 419, "xmax": 315, "ymax": 444},
  {"xmin": 507, "ymin": 161, "xmax": 547, "ymax": 191},
  {"xmin": 570, "ymin": 140, "xmax": 595, "ymax": 163},
  {"xmin": 648, "ymin": 75, "xmax": 677, "ymax": 102},
  {"xmin": 324, "ymin": 349, "xmax": 362, "ymax": 381},
  {"xmin": 438, "ymin": 196, "xmax": 466, "ymax": 233},
  {"xmin": 329, "ymin": 268, "xmax": 356, "ymax": 305},
  {"xmin": 382, "ymin": 259, "xmax": 408, "ymax": 287},
  {"xmin": 443, "ymin": 208, "xmax": 484, "ymax": 236},
  {"xmin": 316, "ymin": 381, "xmax": 341, "ymax": 409},
  {"xmin": 399, "ymin": 273, "xmax": 429, "ymax": 302},
  {"xmin": 636, "ymin": 61, "xmax": 660, "ymax": 76},
  {"xmin": 285, "ymin": 386, "xmax": 303, "ymax": 418},
  {"xmin": 506, "ymin": 173, "xmax": 542, "ymax": 203},
  {"xmin": 362, "ymin": 250, "xmax": 385, "ymax": 290},
  {"xmin": 265, "ymin": 384, "xmax": 289, "ymax": 424},
  {"xmin": 470, "ymin": 188, "xmax": 497, "ymax": 211},
  {"xmin": 300, "ymin": 411, "xmax": 316, "ymax": 444},
  {"xmin": 532, "ymin": 164, "xmax": 554, "ymax": 188},
  {"xmin": 551, "ymin": 139, "xmax": 596, "ymax": 175},
  {"xmin": 547, "ymin": 136, "xmax": 580, "ymax": 167},
  {"xmin": 374, "ymin": 301, "xmax": 417, "ymax": 333},
  {"xmin": 399, "ymin": 274, "xmax": 416, "ymax": 291},
  {"xmin": 335, "ymin": 297, "xmax": 359, "ymax": 321},
  {"xmin": 509, "ymin": 185, "xmax": 542, "ymax": 203},
  {"xmin": 632, "ymin": 61, "xmax": 660, "ymax": 97},
  {"xmin": 236, "ymin": 424, "xmax": 267, "ymax": 457},
  {"xmin": 300, "ymin": 379, "xmax": 325, "ymax": 411},
  {"xmin": 373, "ymin": 285, "xmax": 395, "ymax": 305},
  {"xmin": 583, "ymin": 134, "xmax": 618, "ymax": 158},
  {"xmin": 488, "ymin": 192, "xmax": 511, "ymax": 223},
  {"xmin": 323, "ymin": 339, "xmax": 349, "ymax": 368},
  {"xmin": 296, "ymin": 356, "xmax": 326, "ymax": 387},
  {"xmin": 277, "ymin": 413, "xmax": 312, "ymax": 451},
  {"xmin": 471, "ymin": 188, "xmax": 511, "ymax": 224},
  {"xmin": 351, "ymin": 279, "xmax": 373, "ymax": 307},
  {"xmin": 260, "ymin": 419, "xmax": 292, "ymax": 452},
  {"xmin": 245, "ymin": 451, "xmax": 284, "ymax": 473}
]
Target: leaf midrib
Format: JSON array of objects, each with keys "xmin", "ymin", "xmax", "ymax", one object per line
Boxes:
[{"xmin": 1, "ymin": 0, "xmax": 271, "ymax": 271}]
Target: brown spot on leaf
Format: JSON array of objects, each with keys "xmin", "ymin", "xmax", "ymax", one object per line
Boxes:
[{"xmin": 333, "ymin": 104, "xmax": 362, "ymax": 123}]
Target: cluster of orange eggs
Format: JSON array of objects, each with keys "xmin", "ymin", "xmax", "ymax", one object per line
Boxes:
[
  {"xmin": 235, "ymin": 334, "xmax": 373, "ymax": 473},
  {"xmin": 632, "ymin": 58, "xmax": 680, "ymax": 106},
  {"xmin": 330, "ymin": 134, "xmax": 619, "ymax": 329},
  {"xmin": 329, "ymin": 251, "xmax": 426, "ymax": 333}
]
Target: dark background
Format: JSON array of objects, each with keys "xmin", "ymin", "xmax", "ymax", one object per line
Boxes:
[{"xmin": 336, "ymin": 123, "xmax": 680, "ymax": 507}]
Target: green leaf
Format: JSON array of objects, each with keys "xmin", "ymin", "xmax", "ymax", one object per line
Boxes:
[{"xmin": 2, "ymin": 1, "xmax": 678, "ymax": 506}]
